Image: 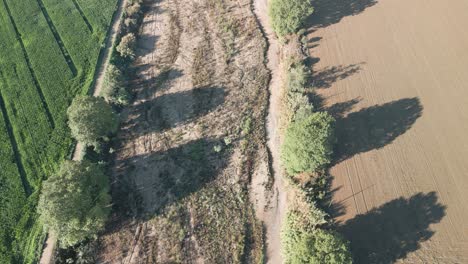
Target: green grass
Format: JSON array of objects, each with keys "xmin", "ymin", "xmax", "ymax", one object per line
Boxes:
[{"xmin": 0, "ymin": 0, "xmax": 118, "ymax": 262}]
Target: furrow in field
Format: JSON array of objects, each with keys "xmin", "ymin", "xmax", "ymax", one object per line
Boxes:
[
  {"xmin": 35, "ymin": 0, "xmax": 78, "ymax": 76},
  {"xmin": 0, "ymin": 74, "xmax": 31, "ymax": 196},
  {"xmin": 1, "ymin": 0, "xmax": 55, "ymax": 129},
  {"xmin": 70, "ymin": 0, "xmax": 94, "ymax": 33}
]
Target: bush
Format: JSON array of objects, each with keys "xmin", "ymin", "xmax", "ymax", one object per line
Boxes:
[
  {"xmin": 269, "ymin": 0, "xmax": 314, "ymax": 36},
  {"xmin": 67, "ymin": 96, "xmax": 118, "ymax": 145},
  {"xmin": 282, "ymin": 211, "xmax": 352, "ymax": 264},
  {"xmin": 288, "ymin": 62, "xmax": 310, "ymax": 93},
  {"xmin": 101, "ymin": 64, "xmax": 130, "ymax": 105},
  {"xmin": 38, "ymin": 160, "xmax": 111, "ymax": 247},
  {"xmin": 281, "ymin": 112, "xmax": 335, "ymax": 175},
  {"xmin": 287, "ymin": 92, "xmax": 313, "ymax": 122},
  {"xmin": 117, "ymin": 33, "xmax": 137, "ymax": 59}
]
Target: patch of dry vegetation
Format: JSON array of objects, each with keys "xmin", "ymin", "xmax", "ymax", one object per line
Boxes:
[{"xmin": 98, "ymin": 0, "xmax": 270, "ymax": 262}]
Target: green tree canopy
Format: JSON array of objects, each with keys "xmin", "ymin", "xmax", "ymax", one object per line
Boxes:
[
  {"xmin": 282, "ymin": 211, "xmax": 353, "ymax": 264},
  {"xmin": 67, "ymin": 96, "xmax": 118, "ymax": 145},
  {"xmin": 38, "ymin": 160, "xmax": 111, "ymax": 247},
  {"xmin": 117, "ymin": 33, "xmax": 136, "ymax": 58},
  {"xmin": 281, "ymin": 112, "xmax": 335, "ymax": 175},
  {"xmin": 269, "ymin": 0, "xmax": 314, "ymax": 36},
  {"xmin": 101, "ymin": 64, "xmax": 129, "ymax": 105}
]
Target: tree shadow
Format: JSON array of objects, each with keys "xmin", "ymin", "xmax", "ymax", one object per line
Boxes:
[
  {"xmin": 112, "ymin": 137, "xmax": 228, "ymax": 217},
  {"xmin": 120, "ymin": 86, "xmax": 225, "ymax": 136},
  {"xmin": 305, "ymin": 0, "xmax": 378, "ymax": 31},
  {"xmin": 331, "ymin": 97, "xmax": 423, "ymax": 163},
  {"xmin": 312, "ymin": 63, "xmax": 364, "ymax": 89},
  {"xmin": 339, "ymin": 192, "xmax": 446, "ymax": 263}
]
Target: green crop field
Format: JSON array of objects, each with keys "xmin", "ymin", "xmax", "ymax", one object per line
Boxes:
[{"xmin": 0, "ymin": 0, "xmax": 118, "ymax": 262}]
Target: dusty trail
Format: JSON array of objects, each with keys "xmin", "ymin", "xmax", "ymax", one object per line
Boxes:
[
  {"xmin": 39, "ymin": 1, "xmax": 127, "ymax": 263},
  {"xmin": 306, "ymin": 0, "xmax": 468, "ymax": 262},
  {"xmin": 252, "ymin": 0, "xmax": 287, "ymax": 263}
]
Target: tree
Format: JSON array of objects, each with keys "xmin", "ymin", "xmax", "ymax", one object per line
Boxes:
[
  {"xmin": 282, "ymin": 211, "xmax": 353, "ymax": 264},
  {"xmin": 281, "ymin": 112, "xmax": 335, "ymax": 175},
  {"xmin": 117, "ymin": 33, "xmax": 136, "ymax": 59},
  {"xmin": 67, "ymin": 96, "xmax": 118, "ymax": 145},
  {"xmin": 269, "ymin": 0, "xmax": 314, "ymax": 37},
  {"xmin": 38, "ymin": 160, "xmax": 111, "ymax": 247},
  {"xmin": 101, "ymin": 64, "xmax": 129, "ymax": 105}
]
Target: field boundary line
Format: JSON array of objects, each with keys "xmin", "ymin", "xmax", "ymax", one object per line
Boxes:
[
  {"xmin": 1, "ymin": 0, "xmax": 56, "ymax": 129},
  {"xmin": 70, "ymin": 0, "xmax": 93, "ymax": 33},
  {"xmin": 0, "ymin": 72, "xmax": 32, "ymax": 196},
  {"xmin": 35, "ymin": 0, "xmax": 78, "ymax": 76}
]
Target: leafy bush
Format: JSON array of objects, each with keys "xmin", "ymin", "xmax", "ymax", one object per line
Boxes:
[
  {"xmin": 117, "ymin": 33, "xmax": 137, "ymax": 58},
  {"xmin": 101, "ymin": 64, "xmax": 130, "ymax": 105},
  {"xmin": 38, "ymin": 160, "xmax": 111, "ymax": 248},
  {"xmin": 269, "ymin": 0, "xmax": 314, "ymax": 36},
  {"xmin": 288, "ymin": 62, "xmax": 310, "ymax": 93},
  {"xmin": 282, "ymin": 211, "xmax": 352, "ymax": 264},
  {"xmin": 67, "ymin": 96, "xmax": 118, "ymax": 145},
  {"xmin": 287, "ymin": 92, "xmax": 313, "ymax": 122},
  {"xmin": 281, "ymin": 112, "xmax": 335, "ymax": 175}
]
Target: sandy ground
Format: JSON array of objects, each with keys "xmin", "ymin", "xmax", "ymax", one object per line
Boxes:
[
  {"xmin": 39, "ymin": 1, "xmax": 127, "ymax": 263},
  {"xmin": 251, "ymin": 0, "xmax": 287, "ymax": 263},
  {"xmin": 306, "ymin": 0, "xmax": 468, "ymax": 262}
]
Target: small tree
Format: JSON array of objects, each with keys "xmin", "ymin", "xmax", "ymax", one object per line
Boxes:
[
  {"xmin": 269, "ymin": 0, "xmax": 314, "ymax": 37},
  {"xmin": 282, "ymin": 211, "xmax": 352, "ymax": 264},
  {"xmin": 117, "ymin": 33, "xmax": 136, "ymax": 59},
  {"xmin": 101, "ymin": 64, "xmax": 129, "ymax": 105},
  {"xmin": 67, "ymin": 96, "xmax": 118, "ymax": 145},
  {"xmin": 38, "ymin": 160, "xmax": 111, "ymax": 247},
  {"xmin": 281, "ymin": 112, "xmax": 335, "ymax": 175}
]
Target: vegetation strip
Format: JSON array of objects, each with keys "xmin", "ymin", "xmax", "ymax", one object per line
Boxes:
[
  {"xmin": 0, "ymin": 74, "xmax": 31, "ymax": 196},
  {"xmin": 70, "ymin": 0, "xmax": 94, "ymax": 33},
  {"xmin": 1, "ymin": 0, "xmax": 56, "ymax": 129},
  {"xmin": 35, "ymin": 0, "xmax": 78, "ymax": 76}
]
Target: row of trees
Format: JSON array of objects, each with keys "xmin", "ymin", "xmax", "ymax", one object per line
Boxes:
[
  {"xmin": 37, "ymin": 0, "xmax": 146, "ymax": 251},
  {"xmin": 38, "ymin": 0, "xmax": 144, "ymax": 255},
  {"xmin": 269, "ymin": 0, "xmax": 354, "ymax": 263},
  {"xmin": 39, "ymin": 96, "xmax": 118, "ymax": 248}
]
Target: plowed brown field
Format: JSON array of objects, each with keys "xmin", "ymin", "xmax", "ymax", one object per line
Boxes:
[{"xmin": 306, "ymin": 0, "xmax": 468, "ymax": 263}]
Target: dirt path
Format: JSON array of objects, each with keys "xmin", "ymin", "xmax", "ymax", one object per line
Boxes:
[
  {"xmin": 39, "ymin": 1, "xmax": 127, "ymax": 263},
  {"xmin": 306, "ymin": 0, "xmax": 468, "ymax": 262},
  {"xmin": 252, "ymin": 0, "xmax": 287, "ymax": 263}
]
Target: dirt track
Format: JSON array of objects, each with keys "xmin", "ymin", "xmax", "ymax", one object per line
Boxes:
[{"xmin": 306, "ymin": 0, "xmax": 468, "ymax": 262}]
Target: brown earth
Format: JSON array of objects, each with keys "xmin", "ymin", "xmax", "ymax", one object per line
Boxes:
[
  {"xmin": 98, "ymin": 0, "xmax": 272, "ymax": 263},
  {"xmin": 306, "ymin": 0, "xmax": 468, "ymax": 263}
]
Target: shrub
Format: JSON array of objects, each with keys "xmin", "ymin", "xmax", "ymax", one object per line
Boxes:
[
  {"xmin": 269, "ymin": 0, "xmax": 314, "ymax": 36},
  {"xmin": 281, "ymin": 112, "xmax": 335, "ymax": 175},
  {"xmin": 67, "ymin": 96, "xmax": 118, "ymax": 145},
  {"xmin": 38, "ymin": 160, "xmax": 111, "ymax": 248},
  {"xmin": 101, "ymin": 64, "xmax": 130, "ymax": 105},
  {"xmin": 117, "ymin": 33, "xmax": 137, "ymax": 59},
  {"xmin": 282, "ymin": 211, "xmax": 352, "ymax": 264},
  {"xmin": 288, "ymin": 62, "xmax": 310, "ymax": 93},
  {"xmin": 287, "ymin": 92, "xmax": 313, "ymax": 122}
]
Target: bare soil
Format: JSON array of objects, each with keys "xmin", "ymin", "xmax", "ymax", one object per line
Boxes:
[
  {"xmin": 98, "ymin": 0, "xmax": 271, "ymax": 262},
  {"xmin": 306, "ymin": 0, "xmax": 468, "ymax": 262}
]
